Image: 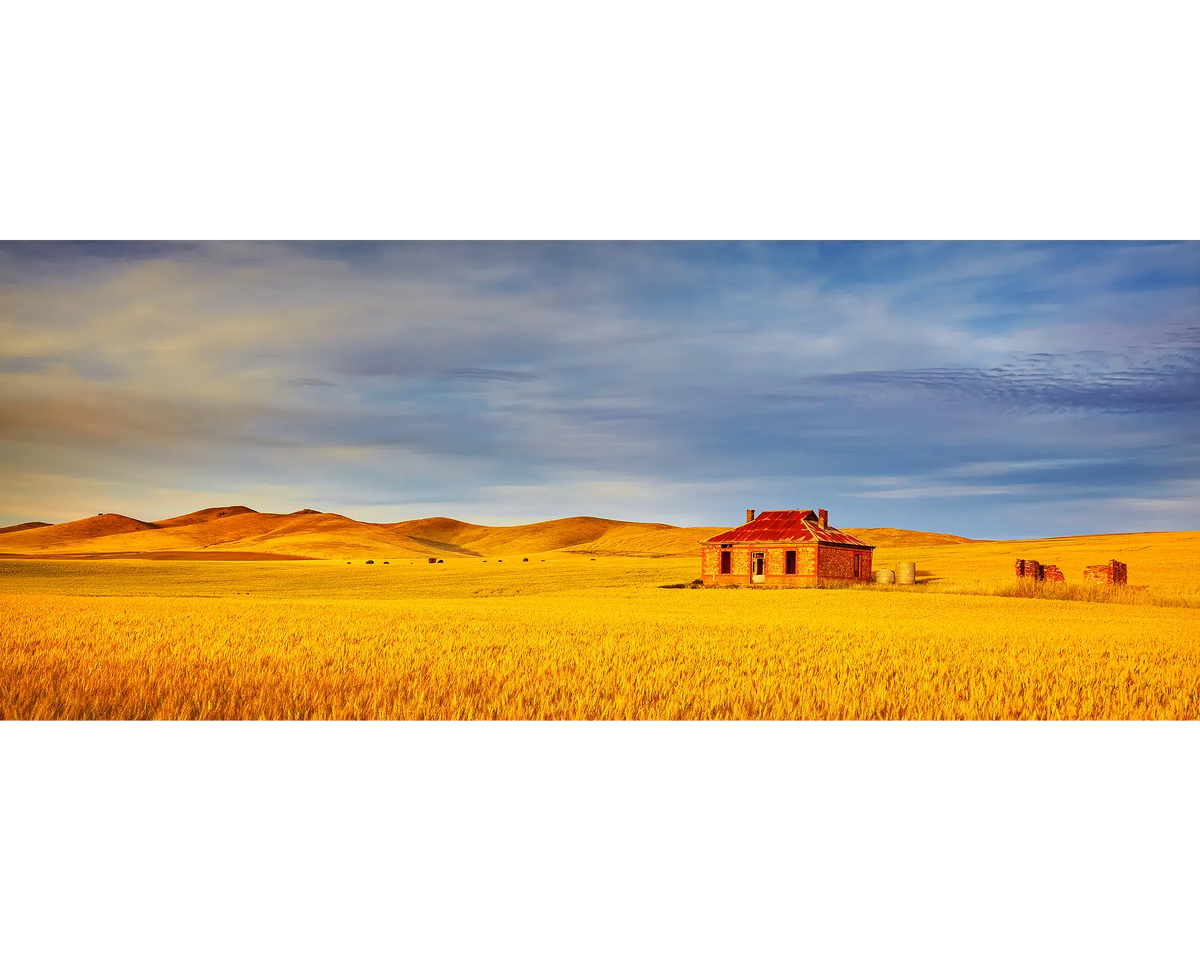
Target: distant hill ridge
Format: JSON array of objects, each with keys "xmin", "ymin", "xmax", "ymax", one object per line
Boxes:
[
  {"xmin": 155, "ymin": 505, "xmax": 259, "ymax": 528},
  {"xmin": 841, "ymin": 528, "xmax": 984, "ymax": 548},
  {"xmin": 0, "ymin": 521, "xmax": 53, "ymax": 535},
  {"xmin": 0, "ymin": 507, "xmax": 985, "ymax": 560},
  {"xmin": 0, "ymin": 513, "xmax": 161, "ymax": 549},
  {"xmin": 0, "ymin": 507, "xmax": 730, "ymax": 559}
]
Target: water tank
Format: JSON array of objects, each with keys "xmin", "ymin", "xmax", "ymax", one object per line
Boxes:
[
  {"xmin": 874, "ymin": 569, "xmax": 895, "ymax": 584},
  {"xmin": 897, "ymin": 561, "xmax": 916, "ymax": 585}
]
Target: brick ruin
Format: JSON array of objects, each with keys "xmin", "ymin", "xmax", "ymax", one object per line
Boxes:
[
  {"xmin": 1014, "ymin": 559, "xmax": 1064, "ymax": 582},
  {"xmin": 1016, "ymin": 558, "xmax": 1128, "ymax": 585},
  {"xmin": 1083, "ymin": 560, "xmax": 1128, "ymax": 586}
]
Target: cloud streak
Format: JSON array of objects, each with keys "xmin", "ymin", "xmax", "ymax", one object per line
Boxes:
[
  {"xmin": 1, "ymin": 241, "xmax": 1197, "ymax": 536},
  {"xmin": 441, "ymin": 368, "xmax": 538, "ymax": 382},
  {"xmin": 793, "ymin": 334, "xmax": 1200, "ymax": 414}
]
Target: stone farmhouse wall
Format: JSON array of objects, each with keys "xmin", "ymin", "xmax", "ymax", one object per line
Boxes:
[
  {"xmin": 817, "ymin": 545, "xmax": 873, "ymax": 582},
  {"xmin": 701, "ymin": 543, "xmax": 872, "ymax": 586}
]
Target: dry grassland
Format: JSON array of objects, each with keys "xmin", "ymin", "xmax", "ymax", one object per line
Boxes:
[
  {"xmin": 3, "ymin": 538, "xmax": 1198, "ymax": 720},
  {"xmin": 871, "ymin": 529, "xmax": 1200, "ymax": 609}
]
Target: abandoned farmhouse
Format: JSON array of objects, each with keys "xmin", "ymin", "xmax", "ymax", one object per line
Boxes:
[{"xmin": 700, "ymin": 509, "xmax": 875, "ymax": 586}]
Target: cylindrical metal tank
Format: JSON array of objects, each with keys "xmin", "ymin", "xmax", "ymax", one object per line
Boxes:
[
  {"xmin": 874, "ymin": 568, "xmax": 895, "ymax": 584},
  {"xmin": 897, "ymin": 561, "xmax": 916, "ymax": 585}
]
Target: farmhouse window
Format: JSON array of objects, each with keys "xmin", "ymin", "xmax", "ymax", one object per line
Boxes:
[
  {"xmin": 853, "ymin": 554, "xmax": 860, "ymax": 577},
  {"xmin": 720, "ymin": 551, "xmax": 731, "ymax": 574},
  {"xmin": 785, "ymin": 550, "xmax": 796, "ymax": 575}
]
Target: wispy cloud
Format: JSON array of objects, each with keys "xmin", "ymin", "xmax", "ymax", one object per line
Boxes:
[
  {"xmin": 1, "ymin": 242, "xmax": 1197, "ymax": 536},
  {"xmin": 441, "ymin": 368, "xmax": 538, "ymax": 382},
  {"xmin": 795, "ymin": 331, "xmax": 1200, "ymax": 414},
  {"xmin": 847, "ymin": 484, "xmax": 1023, "ymax": 499},
  {"xmin": 287, "ymin": 377, "xmax": 338, "ymax": 388}
]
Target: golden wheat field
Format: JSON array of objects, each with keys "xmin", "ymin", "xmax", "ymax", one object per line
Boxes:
[{"xmin": 2, "ymin": 526, "xmax": 1199, "ymax": 719}]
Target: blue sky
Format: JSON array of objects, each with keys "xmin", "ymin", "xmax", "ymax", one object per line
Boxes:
[{"xmin": 1, "ymin": 241, "xmax": 1197, "ymax": 538}]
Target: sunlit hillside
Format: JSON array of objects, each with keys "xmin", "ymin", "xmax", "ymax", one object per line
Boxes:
[
  {"xmin": 392, "ymin": 516, "xmax": 727, "ymax": 557},
  {"xmin": 154, "ymin": 505, "xmax": 260, "ymax": 527},
  {"xmin": 0, "ymin": 507, "xmax": 725, "ymax": 560},
  {"xmin": 0, "ymin": 521, "xmax": 52, "ymax": 536},
  {"xmin": 0, "ymin": 513, "xmax": 159, "ymax": 550},
  {"xmin": 570, "ymin": 522, "xmax": 728, "ymax": 557},
  {"xmin": 842, "ymin": 528, "xmax": 982, "ymax": 548},
  {"xmin": 0, "ymin": 509, "xmax": 417, "ymax": 559}
]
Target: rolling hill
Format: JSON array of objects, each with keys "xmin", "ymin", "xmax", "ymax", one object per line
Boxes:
[
  {"xmin": 840, "ymin": 528, "xmax": 983, "ymax": 548},
  {"xmin": 154, "ymin": 505, "xmax": 260, "ymax": 528},
  {"xmin": 2, "ymin": 510, "xmax": 1191, "ymax": 584},
  {"xmin": 0, "ymin": 507, "xmax": 726, "ymax": 560},
  {"xmin": 0, "ymin": 521, "xmax": 52, "ymax": 535},
  {"xmin": 389, "ymin": 516, "xmax": 723, "ymax": 557},
  {"xmin": 0, "ymin": 514, "xmax": 161, "ymax": 550}
]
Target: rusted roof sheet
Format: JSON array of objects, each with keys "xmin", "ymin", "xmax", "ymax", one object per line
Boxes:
[{"xmin": 703, "ymin": 510, "xmax": 875, "ymax": 548}]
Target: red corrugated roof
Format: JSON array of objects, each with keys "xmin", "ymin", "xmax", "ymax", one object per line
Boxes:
[{"xmin": 703, "ymin": 510, "xmax": 875, "ymax": 548}]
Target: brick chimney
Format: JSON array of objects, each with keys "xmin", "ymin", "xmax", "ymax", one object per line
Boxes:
[
  {"xmin": 818, "ymin": 508, "xmax": 828, "ymax": 530},
  {"xmin": 746, "ymin": 509, "xmax": 756, "ymax": 523}
]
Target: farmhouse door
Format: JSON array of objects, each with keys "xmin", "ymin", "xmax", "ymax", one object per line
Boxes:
[{"xmin": 752, "ymin": 552, "xmax": 765, "ymax": 583}]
